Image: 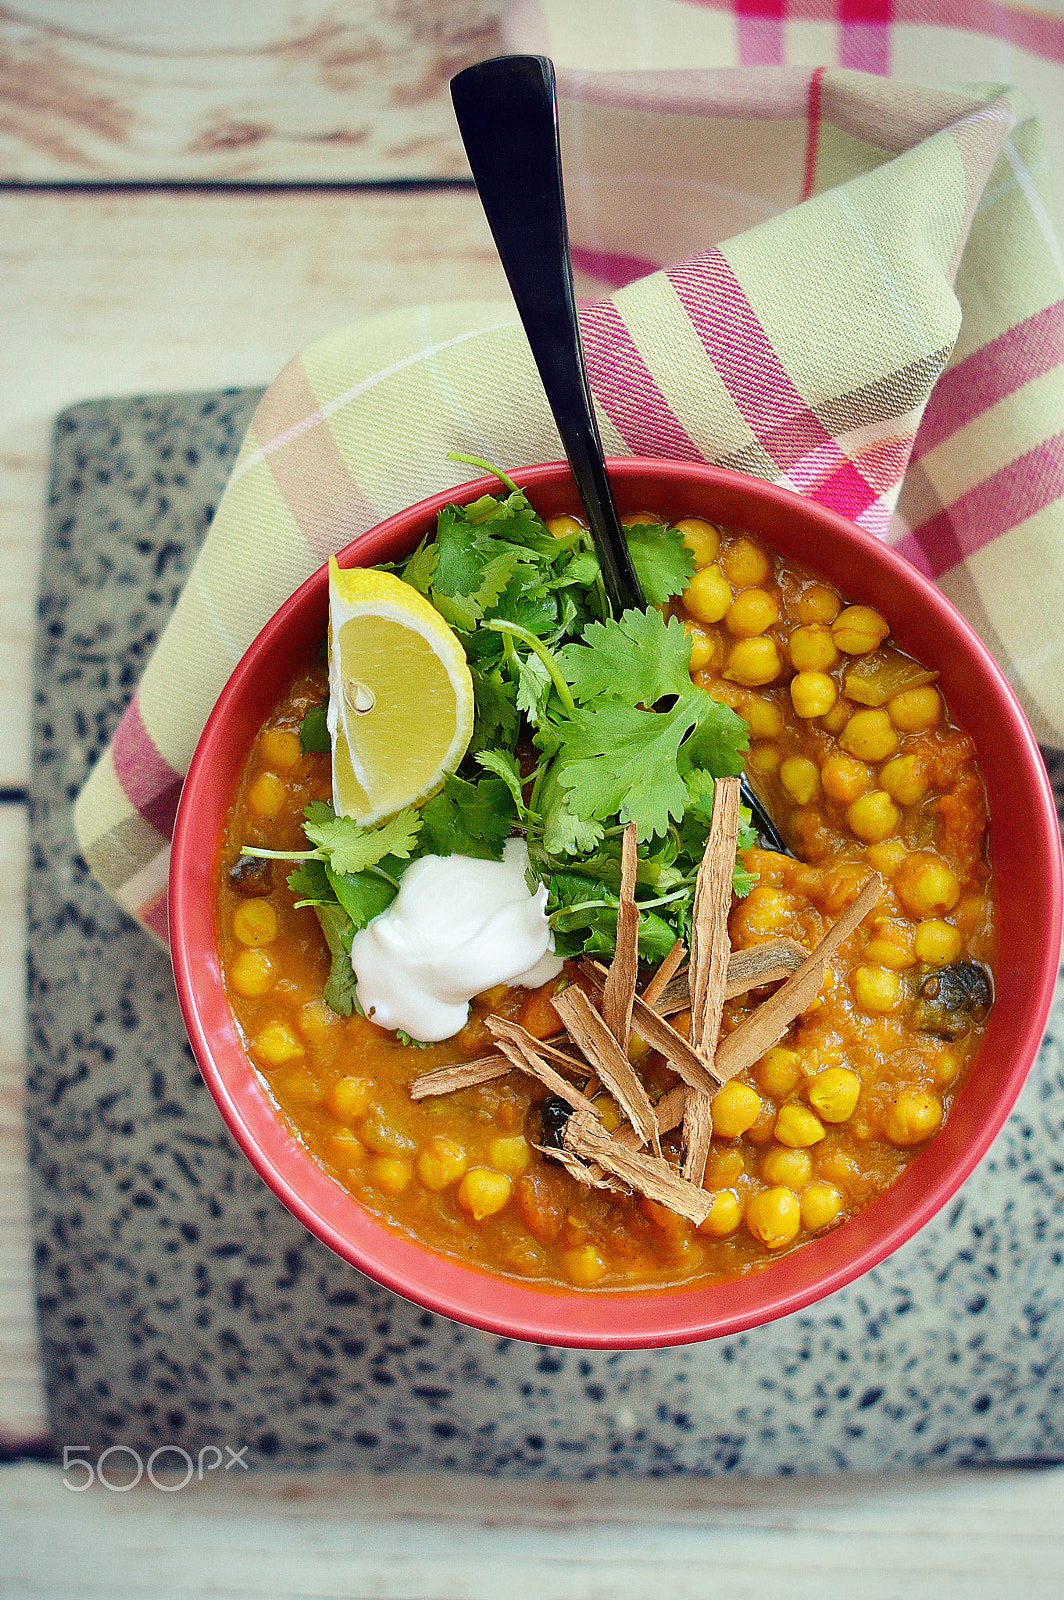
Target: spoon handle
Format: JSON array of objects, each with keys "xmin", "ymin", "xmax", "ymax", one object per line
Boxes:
[{"xmin": 450, "ymin": 54, "xmax": 646, "ymax": 616}]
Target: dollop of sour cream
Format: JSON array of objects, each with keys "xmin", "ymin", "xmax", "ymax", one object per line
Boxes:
[{"xmin": 349, "ymin": 838, "xmax": 564, "ymax": 1043}]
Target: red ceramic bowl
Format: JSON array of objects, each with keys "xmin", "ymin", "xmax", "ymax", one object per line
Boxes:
[{"xmin": 170, "ymin": 459, "xmax": 1063, "ymax": 1348}]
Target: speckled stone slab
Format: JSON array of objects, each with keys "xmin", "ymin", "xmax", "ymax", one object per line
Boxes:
[{"xmin": 28, "ymin": 392, "xmax": 1064, "ymax": 1476}]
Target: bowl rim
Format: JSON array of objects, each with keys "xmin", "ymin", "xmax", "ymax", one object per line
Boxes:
[{"xmin": 170, "ymin": 457, "xmax": 1064, "ymax": 1348}]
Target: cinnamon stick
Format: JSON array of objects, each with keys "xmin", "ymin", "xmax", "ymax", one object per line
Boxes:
[
  {"xmin": 561, "ymin": 1112, "xmax": 713, "ymax": 1227},
  {"xmin": 410, "ymin": 1054, "xmax": 510, "ymax": 1099},
  {"xmin": 551, "ymin": 983, "xmax": 659, "ymax": 1151},
  {"xmin": 487, "ymin": 1017, "xmax": 602, "ymax": 1118},
  {"xmin": 713, "ymin": 874, "xmax": 884, "ymax": 1082},
  {"xmin": 602, "ymin": 820, "xmax": 639, "ymax": 1052},
  {"xmin": 640, "ymin": 938, "xmax": 687, "ymax": 1010},
  {"xmin": 684, "ymin": 775, "xmax": 739, "ymax": 1178}
]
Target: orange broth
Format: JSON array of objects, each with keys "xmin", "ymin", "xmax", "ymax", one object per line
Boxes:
[{"xmin": 213, "ymin": 517, "xmax": 995, "ymax": 1291}]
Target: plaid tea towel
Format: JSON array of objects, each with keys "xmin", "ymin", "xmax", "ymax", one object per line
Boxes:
[{"xmin": 73, "ymin": 56, "xmax": 1064, "ymax": 941}]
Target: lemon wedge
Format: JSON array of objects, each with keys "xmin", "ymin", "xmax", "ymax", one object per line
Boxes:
[{"xmin": 326, "ymin": 556, "xmax": 474, "ymax": 823}]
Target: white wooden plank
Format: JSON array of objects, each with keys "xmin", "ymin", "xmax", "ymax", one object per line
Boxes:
[
  {"xmin": 0, "ymin": 0, "xmax": 506, "ymax": 182},
  {"xmin": 0, "ymin": 184, "xmax": 509, "ymax": 1440},
  {"xmin": 0, "ymin": 803, "xmax": 47, "ymax": 1447},
  {"xmin": 0, "ymin": 185, "xmax": 507, "ymax": 792},
  {"xmin": 2, "ymin": 1463, "xmax": 1064, "ymax": 1600}
]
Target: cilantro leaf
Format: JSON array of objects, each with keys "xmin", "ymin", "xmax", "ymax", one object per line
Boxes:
[
  {"xmin": 401, "ymin": 537, "xmax": 439, "ymax": 595},
  {"xmin": 287, "ymin": 858, "xmax": 332, "ymax": 903},
  {"xmin": 624, "ymin": 520, "xmax": 697, "ymax": 605},
  {"xmin": 553, "ymin": 698, "xmax": 700, "ymax": 841},
  {"xmin": 419, "ymin": 773, "xmax": 516, "ymax": 860},
  {"xmin": 467, "ymin": 661, "xmax": 520, "ymax": 756},
  {"xmin": 298, "ymin": 702, "xmax": 331, "ymax": 754},
  {"xmin": 559, "ymin": 608, "xmax": 693, "ymax": 708},
  {"xmin": 510, "ymin": 647, "xmax": 553, "ymax": 727},
  {"xmin": 325, "ymin": 863, "xmax": 398, "ymax": 929},
  {"xmin": 302, "ymin": 802, "xmax": 422, "ymax": 876},
  {"xmin": 314, "ymin": 901, "xmax": 360, "ymax": 1017},
  {"xmin": 475, "ymin": 748, "xmax": 527, "ymax": 815}
]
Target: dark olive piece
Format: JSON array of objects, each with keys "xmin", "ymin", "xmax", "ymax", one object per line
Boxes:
[
  {"xmin": 911, "ymin": 961, "xmax": 994, "ymax": 1037},
  {"xmin": 228, "ymin": 853, "xmax": 274, "ymax": 896},
  {"xmin": 537, "ymin": 1094, "xmax": 573, "ymax": 1150}
]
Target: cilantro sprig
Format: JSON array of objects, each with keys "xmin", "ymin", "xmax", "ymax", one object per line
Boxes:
[{"xmin": 260, "ymin": 467, "xmax": 757, "ymax": 1011}]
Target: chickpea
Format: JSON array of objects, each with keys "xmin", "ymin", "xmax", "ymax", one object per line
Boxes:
[
  {"xmin": 756, "ymin": 1046, "xmax": 803, "ymax": 1098},
  {"xmin": 862, "ymin": 935, "xmax": 915, "ymax": 970},
  {"xmin": 298, "ymin": 999, "xmax": 341, "ymax": 1053},
  {"xmin": 831, "ymin": 605, "xmax": 890, "ymax": 654},
  {"xmin": 721, "ymin": 536, "xmax": 771, "ymax": 587},
  {"xmin": 953, "ymin": 892, "xmax": 987, "ymax": 938},
  {"xmin": 778, "ymin": 756, "xmax": 819, "ymax": 806},
  {"xmin": 817, "ymin": 1145, "xmax": 860, "ymax": 1190},
  {"xmin": 327, "ymin": 1075, "xmax": 373, "ymax": 1120},
  {"xmin": 706, "ymin": 1147, "xmax": 746, "ymax": 1187},
  {"xmin": 934, "ymin": 1047, "xmax": 963, "ymax": 1087},
  {"xmin": 819, "ymin": 698, "xmax": 850, "ymax": 733},
  {"xmin": 684, "ymin": 620, "xmax": 719, "ymax": 673},
  {"xmin": 866, "ymin": 838, "xmax": 908, "ymax": 877},
  {"xmin": 547, "ymin": 513, "xmax": 584, "ymax": 541},
  {"xmin": 880, "ymin": 753, "xmax": 928, "ymax": 806},
  {"xmin": 251, "ymin": 1020, "xmax": 304, "ymax": 1067},
  {"xmin": 745, "ymin": 1186, "xmax": 802, "ymax": 1248},
  {"xmin": 734, "ymin": 883, "xmax": 794, "ymax": 939},
  {"xmin": 807, "ymin": 1067, "xmax": 861, "ymax": 1123},
  {"xmin": 722, "ymin": 636, "xmax": 782, "ymax": 687},
  {"xmin": 271, "ymin": 1066, "xmax": 320, "ymax": 1106},
  {"xmin": 840, "ymin": 708, "xmax": 899, "ymax": 762},
  {"xmin": 563, "ymin": 1244, "xmax": 607, "ymax": 1285},
  {"xmin": 369, "ymin": 1155, "xmax": 413, "ymax": 1195},
  {"xmin": 794, "ymin": 583, "xmax": 841, "ymax": 625},
  {"xmin": 328, "ymin": 1132, "xmax": 364, "ymax": 1171},
  {"xmin": 229, "ymin": 947, "xmax": 277, "ymax": 998},
  {"xmin": 711, "ymin": 1079, "xmax": 764, "ymax": 1138},
  {"xmin": 699, "ymin": 1189, "xmax": 743, "ymax": 1237},
  {"xmin": 489, "ymin": 1135, "xmax": 531, "ymax": 1176},
  {"xmin": 852, "ymin": 965, "xmax": 902, "ymax": 1014},
  {"xmin": 741, "ymin": 695, "xmax": 784, "ymax": 738},
  {"xmin": 258, "ymin": 727, "xmax": 302, "ymax": 771},
  {"xmin": 883, "ymin": 1088, "xmax": 943, "ymax": 1146},
  {"xmin": 820, "ymin": 753, "xmax": 870, "ymax": 804},
  {"xmin": 761, "ymin": 1145, "xmax": 813, "ymax": 1188},
  {"xmin": 726, "ymin": 588, "xmax": 779, "ymax": 637},
  {"xmin": 417, "ymin": 1135, "xmax": 469, "ymax": 1191},
  {"xmin": 684, "ymin": 563, "xmax": 732, "ymax": 625},
  {"xmin": 846, "ymin": 790, "xmax": 900, "ymax": 843},
  {"xmin": 232, "ymin": 898, "xmax": 278, "ymax": 947},
  {"xmin": 748, "ymin": 743, "xmax": 781, "ymax": 777},
  {"xmin": 596, "ymin": 1098, "xmax": 623, "ymax": 1134},
  {"xmin": 914, "ymin": 919, "xmax": 963, "ymax": 965},
  {"xmin": 458, "ymin": 1168, "xmax": 512, "ymax": 1220},
  {"xmin": 790, "ymin": 671, "xmax": 838, "ymax": 719},
  {"xmin": 247, "ymin": 770, "xmax": 287, "ymax": 820},
  {"xmin": 676, "ymin": 516, "xmax": 721, "ymax": 567},
  {"xmin": 888, "ymin": 686, "xmax": 941, "ymax": 732},
  {"xmin": 788, "ymin": 623, "xmax": 839, "ymax": 673},
  {"xmin": 801, "ymin": 1182, "xmax": 844, "ymax": 1231},
  {"xmin": 774, "ymin": 1103, "xmax": 827, "ymax": 1148},
  {"xmin": 894, "ymin": 851, "xmax": 961, "ymax": 918}
]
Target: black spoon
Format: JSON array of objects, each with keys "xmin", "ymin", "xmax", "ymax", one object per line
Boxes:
[{"xmin": 450, "ymin": 53, "xmax": 790, "ymax": 855}]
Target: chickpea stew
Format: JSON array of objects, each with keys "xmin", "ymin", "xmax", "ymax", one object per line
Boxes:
[{"xmin": 214, "ymin": 507, "xmax": 995, "ymax": 1293}]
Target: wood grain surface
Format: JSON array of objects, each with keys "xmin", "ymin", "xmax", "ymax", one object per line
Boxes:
[
  {"xmin": 0, "ymin": 1, "xmax": 507, "ymax": 182},
  {"xmin": 0, "ymin": 184, "xmax": 509, "ymax": 1447},
  {"xmin": 3, "ymin": 1461, "xmax": 1064, "ymax": 1598}
]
